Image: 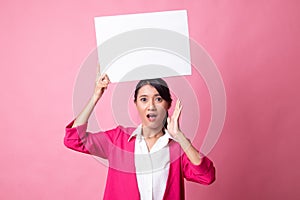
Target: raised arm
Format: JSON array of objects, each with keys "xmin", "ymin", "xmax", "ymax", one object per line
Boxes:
[
  {"xmin": 167, "ymin": 100, "xmax": 203, "ymax": 165},
  {"xmin": 72, "ymin": 64, "xmax": 110, "ymax": 127},
  {"xmin": 167, "ymin": 100, "xmax": 215, "ymax": 184}
]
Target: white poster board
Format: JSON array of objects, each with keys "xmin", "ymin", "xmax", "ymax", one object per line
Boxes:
[{"xmin": 94, "ymin": 10, "xmax": 191, "ymax": 82}]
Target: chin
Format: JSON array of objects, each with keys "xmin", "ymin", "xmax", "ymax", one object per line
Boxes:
[{"xmin": 143, "ymin": 121, "xmax": 164, "ymax": 130}]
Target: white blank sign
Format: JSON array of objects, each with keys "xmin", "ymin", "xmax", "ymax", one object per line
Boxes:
[{"xmin": 94, "ymin": 10, "xmax": 191, "ymax": 82}]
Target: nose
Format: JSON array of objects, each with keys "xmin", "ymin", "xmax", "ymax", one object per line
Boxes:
[{"xmin": 147, "ymin": 99, "xmax": 156, "ymax": 110}]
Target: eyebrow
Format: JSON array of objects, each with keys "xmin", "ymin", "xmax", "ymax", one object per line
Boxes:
[{"xmin": 138, "ymin": 94, "xmax": 161, "ymax": 98}]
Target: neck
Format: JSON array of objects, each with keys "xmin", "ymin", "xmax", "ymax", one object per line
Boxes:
[{"xmin": 142, "ymin": 126, "xmax": 164, "ymax": 139}]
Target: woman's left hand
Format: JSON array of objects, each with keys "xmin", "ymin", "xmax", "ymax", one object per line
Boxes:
[
  {"xmin": 167, "ymin": 99, "xmax": 184, "ymax": 139},
  {"xmin": 167, "ymin": 100, "xmax": 204, "ymax": 165}
]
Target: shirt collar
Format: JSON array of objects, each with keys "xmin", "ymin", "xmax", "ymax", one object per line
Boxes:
[
  {"xmin": 128, "ymin": 124, "xmax": 142, "ymax": 142},
  {"xmin": 128, "ymin": 124, "xmax": 175, "ymax": 142}
]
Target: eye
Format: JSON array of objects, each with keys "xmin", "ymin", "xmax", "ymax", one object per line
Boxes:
[
  {"xmin": 140, "ymin": 97, "xmax": 147, "ymax": 102},
  {"xmin": 155, "ymin": 97, "xmax": 163, "ymax": 102}
]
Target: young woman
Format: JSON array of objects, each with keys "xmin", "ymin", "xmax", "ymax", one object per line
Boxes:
[{"xmin": 64, "ymin": 72, "xmax": 215, "ymax": 200}]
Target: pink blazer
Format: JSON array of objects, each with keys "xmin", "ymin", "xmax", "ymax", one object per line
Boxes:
[{"xmin": 64, "ymin": 121, "xmax": 215, "ymax": 200}]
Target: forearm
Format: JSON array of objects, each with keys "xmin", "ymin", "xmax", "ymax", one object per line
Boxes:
[
  {"xmin": 72, "ymin": 95, "xmax": 99, "ymax": 127},
  {"xmin": 72, "ymin": 73, "xmax": 110, "ymax": 128},
  {"xmin": 175, "ymin": 132, "xmax": 204, "ymax": 165}
]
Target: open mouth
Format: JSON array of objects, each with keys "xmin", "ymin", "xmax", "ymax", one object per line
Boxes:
[{"xmin": 146, "ymin": 113, "xmax": 157, "ymax": 121}]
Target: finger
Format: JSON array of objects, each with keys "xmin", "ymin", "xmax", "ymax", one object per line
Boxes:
[
  {"xmin": 106, "ymin": 74, "xmax": 111, "ymax": 83},
  {"xmin": 172, "ymin": 99, "xmax": 182, "ymax": 120},
  {"xmin": 178, "ymin": 99, "xmax": 183, "ymax": 118},
  {"xmin": 101, "ymin": 75, "xmax": 111, "ymax": 87},
  {"xmin": 167, "ymin": 117, "xmax": 170, "ymax": 126},
  {"xmin": 173, "ymin": 106, "xmax": 182, "ymax": 123},
  {"xmin": 102, "ymin": 74, "xmax": 110, "ymax": 82},
  {"xmin": 178, "ymin": 99, "xmax": 183, "ymax": 113},
  {"xmin": 96, "ymin": 74, "xmax": 104, "ymax": 83}
]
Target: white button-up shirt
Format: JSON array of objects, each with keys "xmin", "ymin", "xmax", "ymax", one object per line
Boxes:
[{"xmin": 128, "ymin": 125, "xmax": 174, "ymax": 200}]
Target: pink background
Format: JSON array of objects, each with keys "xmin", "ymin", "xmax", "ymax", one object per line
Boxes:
[{"xmin": 1, "ymin": 0, "xmax": 299, "ymax": 199}]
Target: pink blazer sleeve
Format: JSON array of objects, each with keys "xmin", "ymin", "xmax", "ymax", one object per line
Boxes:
[
  {"xmin": 64, "ymin": 120, "xmax": 113, "ymax": 159},
  {"xmin": 181, "ymin": 153, "xmax": 216, "ymax": 185}
]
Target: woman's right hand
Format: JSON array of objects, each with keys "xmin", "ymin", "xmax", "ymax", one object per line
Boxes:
[
  {"xmin": 93, "ymin": 63, "xmax": 110, "ymax": 101},
  {"xmin": 72, "ymin": 63, "xmax": 110, "ymax": 127}
]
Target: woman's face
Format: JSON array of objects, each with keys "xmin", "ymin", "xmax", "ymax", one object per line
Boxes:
[{"xmin": 135, "ymin": 84, "xmax": 169, "ymax": 131}]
